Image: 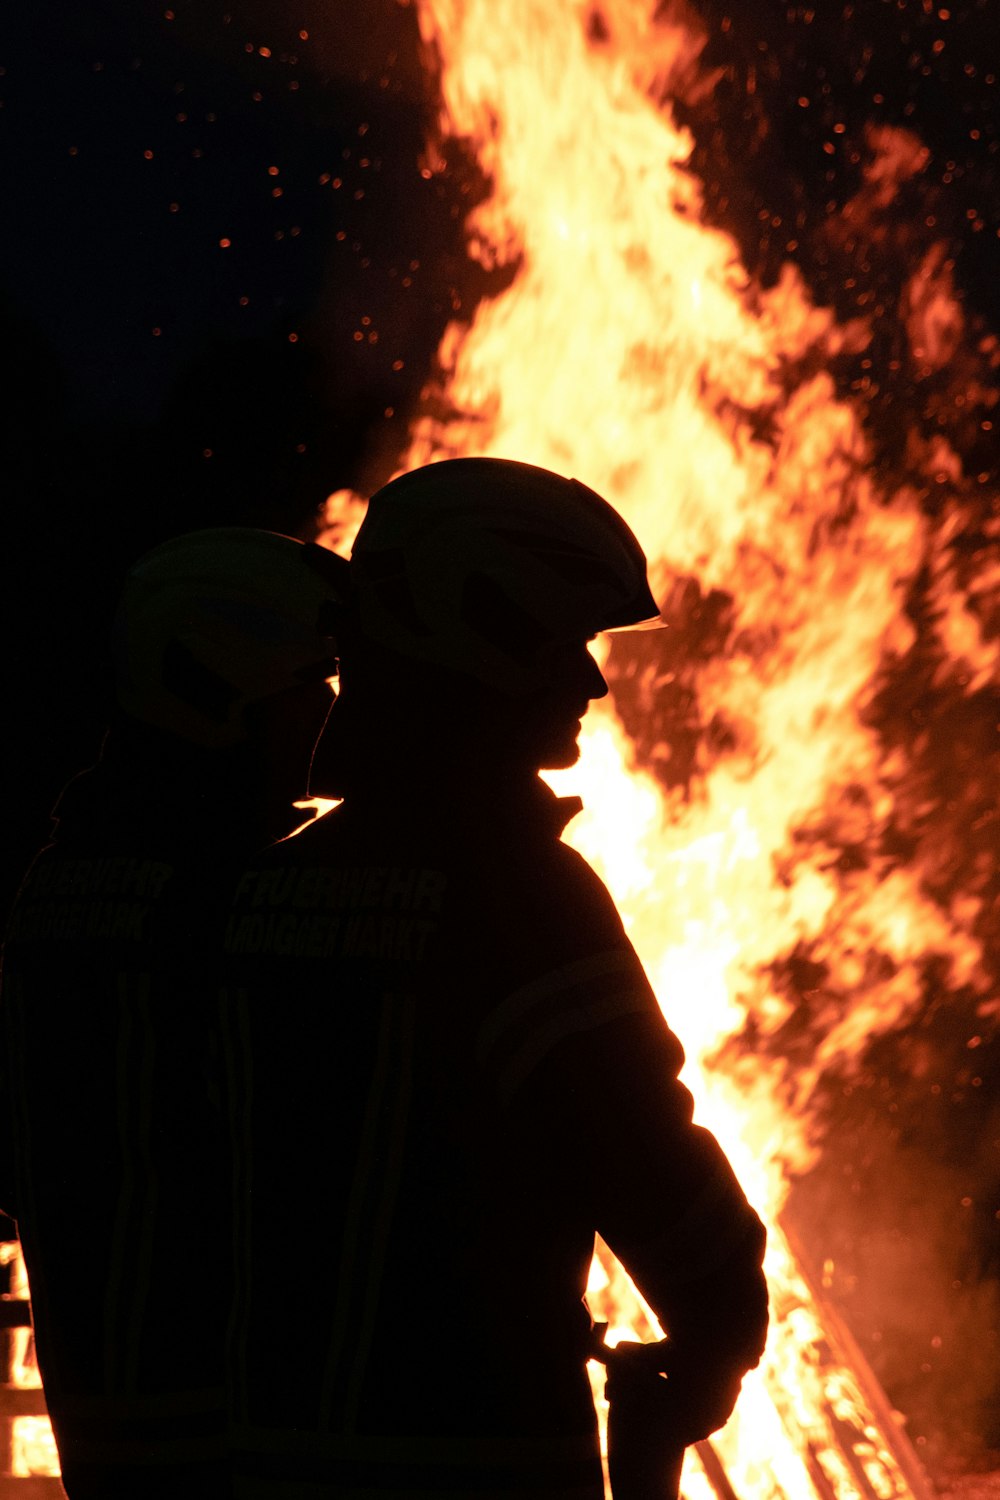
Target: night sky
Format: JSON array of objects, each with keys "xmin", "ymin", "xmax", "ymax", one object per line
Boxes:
[
  {"xmin": 2, "ymin": 0, "xmax": 473, "ymax": 909},
  {"xmin": 3, "ymin": 0, "xmax": 1000, "ymax": 1480}
]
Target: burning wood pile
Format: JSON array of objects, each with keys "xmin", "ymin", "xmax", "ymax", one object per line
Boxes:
[
  {"xmin": 0, "ymin": 1232, "xmax": 59, "ymax": 1488},
  {"xmin": 587, "ymin": 1231, "xmax": 936, "ymax": 1500}
]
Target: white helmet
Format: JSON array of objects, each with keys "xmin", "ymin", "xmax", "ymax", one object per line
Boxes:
[
  {"xmin": 351, "ymin": 458, "xmax": 663, "ymax": 693},
  {"xmin": 113, "ymin": 528, "xmax": 349, "ymax": 748}
]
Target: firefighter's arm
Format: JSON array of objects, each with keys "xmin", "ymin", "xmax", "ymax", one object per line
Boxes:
[
  {"xmin": 599, "ymin": 1143, "xmax": 768, "ymax": 1442},
  {"xmin": 500, "ymin": 940, "xmax": 768, "ymax": 1441},
  {"xmin": 479, "ymin": 846, "xmax": 768, "ymax": 1438},
  {"xmin": 579, "ymin": 1010, "xmax": 768, "ymax": 1440}
]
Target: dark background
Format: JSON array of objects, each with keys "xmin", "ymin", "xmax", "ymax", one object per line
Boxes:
[
  {"xmin": 2, "ymin": 0, "xmax": 480, "ymax": 911},
  {"xmin": 2, "ymin": 0, "xmax": 998, "ymax": 1483}
]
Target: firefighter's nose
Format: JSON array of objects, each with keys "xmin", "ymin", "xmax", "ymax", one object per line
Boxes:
[{"xmin": 582, "ymin": 646, "xmax": 609, "ymax": 701}]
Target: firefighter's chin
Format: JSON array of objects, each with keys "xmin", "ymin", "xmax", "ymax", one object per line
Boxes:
[{"xmin": 537, "ymin": 719, "xmax": 584, "ymax": 771}]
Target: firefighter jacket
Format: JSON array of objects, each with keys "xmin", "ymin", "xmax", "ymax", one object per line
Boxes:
[
  {"xmin": 0, "ymin": 737, "xmax": 272, "ymax": 1499},
  {"xmin": 218, "ymin": 771, "xmax": 768, "ymax": 1500}
]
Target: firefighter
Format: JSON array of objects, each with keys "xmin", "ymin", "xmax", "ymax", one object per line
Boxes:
[
  {"xmin": 219, "ymin": 458, "xmax": 769, "ymax": 1499},
  {"xmin": 0, "ymin": 528, "xmax": 349, "ymax": 1499}
]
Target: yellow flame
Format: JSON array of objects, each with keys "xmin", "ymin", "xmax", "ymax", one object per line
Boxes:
[
  {"xmin": 1, "ymin": 1240, "xmax": 59, "ymax": 1477},
  {"xmin": 395, "ymin": 0, "xmax": 981, "ymax": 1492}
]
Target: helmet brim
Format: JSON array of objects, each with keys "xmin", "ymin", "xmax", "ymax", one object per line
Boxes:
[{"xmin": 604, "ymin": 613, "xmax": 667, "ymax": 633}]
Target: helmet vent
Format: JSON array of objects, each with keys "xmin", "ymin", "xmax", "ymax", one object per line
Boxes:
[{"xmin": 357, "ymin": 549, "xmax": 433, "ymax": 637}]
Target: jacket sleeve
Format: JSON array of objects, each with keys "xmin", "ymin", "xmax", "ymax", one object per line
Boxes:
[{"xmin": 481, "ymin": 847, "xmax": 769, "ymax": 1390}]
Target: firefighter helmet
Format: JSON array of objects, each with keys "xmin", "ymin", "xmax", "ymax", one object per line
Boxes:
[
  {"xmin": 113, "ymin": 528, "xmax": 349, "ymax": 748},
  {"xmin": 350, "ymin": 457, "xmax": 663, "ymax": 693}
]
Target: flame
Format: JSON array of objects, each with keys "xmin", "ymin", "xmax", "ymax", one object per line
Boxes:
[
  {"xmin": 0, "ymin": 1240, "xmax": 58, "ymax": 1477},
  {"xmin": 375, "ymin": 0, "xmax": 991, "ymax": 1492},
  {"xmin": 10, "ymin": 2, "xmax": 991, "ymax": 1488}
]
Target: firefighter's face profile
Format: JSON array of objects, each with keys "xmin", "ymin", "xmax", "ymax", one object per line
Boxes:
[
  {"xmin": 305, "ymin": 630, "xmax": 608, "ymax": 788},
  {"xmin": 514, "ymin": 636, "xmax": 608, "ymax": 769}
]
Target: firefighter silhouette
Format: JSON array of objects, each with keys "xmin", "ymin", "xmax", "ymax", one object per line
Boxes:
[
  {"xmin": 219, "ymin": 459, "xmax": 769, "ymax": 1499},
  {"xmin": 0, "ymin": 528, "xmax": 349, "ymax": 1498}
]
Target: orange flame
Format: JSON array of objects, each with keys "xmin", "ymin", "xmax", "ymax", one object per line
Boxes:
[
  {"xmin": 1, "ymin": 1241, "xmax": 58, "ymax": 1478},
  {"xmin": 9, "ymin": 1, "xmax": 990, "ymax": 1488},
  {"xmin": 374, "ymin": 0, "xmax": 992, "ymax": 1492}
]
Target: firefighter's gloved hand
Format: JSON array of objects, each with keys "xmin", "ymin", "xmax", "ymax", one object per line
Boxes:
[
  {"xmin": 606, "ymin": 1339, "xmax": 744, "ymax": 1446},
  {"xmin": 663, "ymin": 1341, "xmax": 746, "ymax": 1443}
]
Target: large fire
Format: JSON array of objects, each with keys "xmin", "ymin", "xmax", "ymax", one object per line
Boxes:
[
  {"xmin": 4, "ymin": 0, "xmax": 995, "ymax": 1490},
  {"xmin": 388, "ymin": 0, "xmax": 990, "ymax": 1495}
]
